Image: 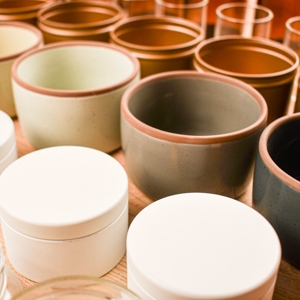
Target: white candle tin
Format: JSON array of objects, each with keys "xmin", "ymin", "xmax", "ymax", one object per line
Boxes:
[
  {"xmin": 127, "ymin": 193, "xmax": 281, "ymax": 300},
  {"xmin": 0, "ymin": 146, "xmax": 128, "ymax": 282},
  {"xmin": 0, "ymin": 110, "xmax": 17, "ymax": 174}
]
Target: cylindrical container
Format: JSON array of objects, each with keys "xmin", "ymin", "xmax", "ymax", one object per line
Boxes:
[
  {"xmin": 110, "ymin": 15, "xmax": 204, "ymax": 78},
  {"xmin": 121, "ymin": 71, "xmax": 267, "ymax": 200},
  {"xmin": 0, "ymin": 110, "xmax": 17, "ymax": 175},
  {"xmin": 11, "ymin": 41, "xmax": 140, "ymax": 153},
  {"xmin": 193, "ymin": 36, "xmax": 299, "ymax": 124},
  {"xmin": 253, "ymin": 113, "xmax": 300, "ymax": 267},
  {"xmin": 12, "ymin": 276, "xmax": 140, "ymax": 300},
  {"xmin": 0, "ymin": 244, "xmax": 22, "ymax": 299},
  {"xmin": 0, "ymin": 21, "xmax": 43, "ymax": 117},
  {"xmin": 0, "ymin": 146, "xmax": 129, "ymax": 282},
  {"xmin": 0, "ymin": 0, "xmax": 54, "ymax": 25},
  {"xmin": 127, "ymin": 193, "xmax": 281, "ymax": 300},
  {"xmin": 37, "ymin": 0, "xmax": 125, "ymax": 43}
]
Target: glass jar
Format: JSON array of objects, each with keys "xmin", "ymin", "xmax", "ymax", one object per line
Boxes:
[{"xmin": 0, "ymin": 246, "xmax": 22, "ymax": 300}]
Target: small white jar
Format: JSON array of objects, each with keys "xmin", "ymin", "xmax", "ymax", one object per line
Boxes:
[
  {"xmin": 0, "ymin": 110, "xmax": 17, "ymax": 175},
  {"xmin": 127, "ymin": 193, "xmax": 281, "ymax": 300},
  {"xmin": 0, "ymin": 146, "xmax": 128, "ymax": 282}
]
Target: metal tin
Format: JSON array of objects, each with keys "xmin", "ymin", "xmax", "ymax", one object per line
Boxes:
[
  {"xmin": 0, "ymin": 0, "xmax": 54, "ymax": 25},
  {"xmin": 110, "ymin": 15, "xmax": 204, "ymax": 77},
  {"xmin": 0, "ymin": 146, "xmax": 129, "ymax": 282},
  {"xmin": 193, "ymin": 36, "xmax": 299, "ymax": 124},
  {"xmin": 37, "ymin": 0, "xmax": 125, "ymax": 43}
]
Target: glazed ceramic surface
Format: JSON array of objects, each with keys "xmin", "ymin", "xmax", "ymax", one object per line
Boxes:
[
  {"xmin": 121, "ymin": 71, "xmax": 267, "ymax": 200},
  {"xmin": 110, "ymin": 15, "xmax": 204, "ymax": 77},
  {"xmin": 193, "ymin": 36, "xmax": 299, "ymax": 124},
  {"xmin": 12, "ymin": 41, "xmax": 140, "ymax": 153},
  {"xmin": 253, "ymin": 113, "xmax": 300, "ymax": 267},
  {"xmin": 0, "ymin": 21, "xmax": 43, "ymax": 117}
]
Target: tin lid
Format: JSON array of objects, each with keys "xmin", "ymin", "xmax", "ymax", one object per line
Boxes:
[
  {"xmin": 127, "ymin": 193, "xmax": 281, "ymax": 300},
  {"xmin": 0, "ymin": 110, "xmax": 16, "ymax": 161},
  {"xmin": 0, "ymin": 146, "xmax": 128, "ymax": 240}
]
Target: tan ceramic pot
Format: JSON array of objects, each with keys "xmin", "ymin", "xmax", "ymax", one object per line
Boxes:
[
  {"xmin": 0, "ymin": 0, "xmax": 54, "ymax": 25},
  {"xmin": 37, "ymin": 0, "xmax": 125, "ymax": 43},
  {"xmin": 110, "ymin": 15, "xmax": 204, "ymax": 77},
  {"xmin": 121, "ymin": 71, "xmax": 267, "ymax": 200},
  {"xmin": 193, "ymin": 36, "xmax": 299, "ymax": 124}
]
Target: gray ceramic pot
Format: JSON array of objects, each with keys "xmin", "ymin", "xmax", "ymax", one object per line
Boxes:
[
  {"xmin": 253, "ymin": 113, "xmax": 300, "ymax": 267},
  {"xmin": 121, "ymin": 71, "xmax": 268, "ymax": 200}
]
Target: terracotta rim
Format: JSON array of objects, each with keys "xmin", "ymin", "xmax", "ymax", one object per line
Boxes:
[
  {"xmin": 259, "ymin": 113, "xmax": 300, "ymax": 190},
  {"xmin": 156, "ymin": 0, "xmax": 209, "ymax": 10},
  {"xmin": 121, "ymin": 70, "xmax": 268, "ymax": 144},
  {"xmin": 286, "ymin": 16, "xmax": 300, "ymax": 36},
  {"xmin": 11, "ymin": 40, "xmax": 140, "ymax": 97},
  {"xmin": 0, "ymin": 21, "xmax": 43, "ymax": 62},
  {"xmin": 194, "ymin": 36, "xmax": 299, "ymax": 80},
  {"xmin": 110, "ymin": 15, "xmax": 203, "ymax": 52},
  {"xmin": 0, "ymin": 0, "xmax": 52, "ymax": 13},
  {"xmin": 37, "ymin": 0, "xmax": 125, "ymax": 30}
]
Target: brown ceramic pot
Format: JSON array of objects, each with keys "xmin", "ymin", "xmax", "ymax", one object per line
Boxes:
[
  {"xmin": 193, "ymin": 36, "xmax": 299, "ymax": 124},
  {"xmin": 37, "ymin": 0, "xmax": 125, "ymax": 43},
  {"xmin": 110, "ymin": 15, "xmax": 204, "ymax": 77}
]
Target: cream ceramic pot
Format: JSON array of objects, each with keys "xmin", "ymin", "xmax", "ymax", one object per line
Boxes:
[
  {"xmin": 12, "ymin": 41, "xmax": 140, "ymax": 153},
  {"xmin": 0, "ymin": 21, "xmax": 43, "ymax": 117},
  {"xmin": 121, "ymin": 71, "xmax": 268, "ymax": 200},
  {"xmin": 0, "ymin": 146, "xmax": 128, "ymax": 282},
  {"xmin": 127, "ymin": 193, "xmax": 281, "ymax": 300}
]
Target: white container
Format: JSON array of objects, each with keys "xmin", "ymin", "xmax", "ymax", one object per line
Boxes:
[
  {"xmin": 0, "ymin": 146, "xmax": 128, "ymax": 282},
  {"xmin": 0, "ymin": 110, "xmax": 17, "ymax": 175},
  {"xmin": 127, "ymin": 193, "xmax": 281, "ymax": 300}
]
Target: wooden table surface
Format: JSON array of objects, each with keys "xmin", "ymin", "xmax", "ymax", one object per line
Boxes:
[{"xmin": 1, "ymin": 119, "xmax": 299, "ymax": 299}]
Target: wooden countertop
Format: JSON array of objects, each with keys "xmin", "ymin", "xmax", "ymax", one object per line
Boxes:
[{"xmin": 1, "ymin": 120, "xmax": 300, "ymax": 299}]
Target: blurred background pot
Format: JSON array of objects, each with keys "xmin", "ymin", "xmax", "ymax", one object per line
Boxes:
[
  {"xmin": 37, "ymin": 0, "xmax": 125, "ymax": 43},
  {"xmin": 12, "ymin": 41, "xmax": 140, "ymax": 153},
  {"xmin": 0, "ymin": 0, "xmax": 54, "ymax": 25},
  {"xmin": 110, "ymin": 15, "xmax": 204, "ymax": 78},
  {"xmin": 193, "ymin": 36, "xmax": 299, "ymax": 124},
  {"xmin": 121, "ymin": 71, "xmax": 267, "ymax": 200},
  {"xmin": 253, "ymin": 113, "xmax": 300, "ymax": 268},
  {"xmin": 0, "ymin": 21, "xmax": 43, "ymax": 117}
]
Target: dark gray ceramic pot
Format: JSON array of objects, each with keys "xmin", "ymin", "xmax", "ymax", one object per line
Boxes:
[{"xmin": 253, "ymin": 113, "xmax": 300, "ymax": 267}]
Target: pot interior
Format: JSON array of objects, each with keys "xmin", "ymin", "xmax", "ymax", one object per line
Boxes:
[
  {"xmin": 128, "ymin": 76, "xmax": 261, "ymax": 135},
  {"xmin": 199, "ymin": 41, "xmax": 294, "ymax": 75},
  {"xmin": 16, "ymin": 45, "xmax": 136, "ymax": 91},
  {"xmin": 267, "ymin": 118, "xmax": 300, "ymax": 181}
]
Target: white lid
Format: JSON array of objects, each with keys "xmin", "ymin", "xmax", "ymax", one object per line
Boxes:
[
  {"xmin": 127, "ymin": 193, "xmax": 281, "ymax": 300},
  {"xmin": 0, "ymin": 146, "xmax": 128, "ymax": 240},
  {"xmin": 0, "ymin": 110, "xmax": 16, "ymax": 161}
]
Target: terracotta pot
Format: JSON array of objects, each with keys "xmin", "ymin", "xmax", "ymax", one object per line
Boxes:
[
  {"xmin": 110, "ymin": 15, "xmax": 204, "ymax": 77},
  {"xmin": 0, "ymin": 0, "xmax": 54, "ymax": 25},
  {"xmin": 193, "ymin": 36, "xmax": 299, "ymax": 124},
  {"xmin": 37, "ymin": 0, "xmax": 125, "ymax": 43}
]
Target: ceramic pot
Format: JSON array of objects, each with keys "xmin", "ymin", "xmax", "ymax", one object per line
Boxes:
[
  {"xmin": 0, "ymin": 0, "xmax": 54, "ymax": 25},
  {"xmin": 253, "ymin": 113, "xmax": 300, "ymax": 267},
  {"xmin": 193, "ymin": 36, "xmax": 299, "ymax": 124},
  {"xmin": 12, "ymin": 41, "xmax": 140, "ymax": 153},
  {"xmin": 37, "ymin": 0, "xmax": 125, "ymax": 43},
  {"xmin": 0, "ymin": 21, "xmax": 43, "ymax": 117},
  {"xmin": 121, "ymin": 70, "xmax": 267, "ymax": 200},
  {"xmin": 110, "ymin": 15, "xmax": 204, "ymax": 78}
]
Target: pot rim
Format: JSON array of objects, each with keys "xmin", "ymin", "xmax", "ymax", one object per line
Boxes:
[
  {"xmin": 259, "ymin": 113, "xmax": 300, "ymax": 190},
  {"xmin": 156, "ymin": 0, "xmax": 209, "ymax": 10},
  {"xmin": 37, "ymin": 0, "xmax": 125, "ymax": 30},
  {"xmin": 110, "ymin": 15, "xmax": 204, "ymax": 52},
  {"xmin": 0, "ymin": 21, "xmax": 43, "ymax": 62},
  {"xmin": 194, "ymin": 35, "xmax": 299, "ymax": 80},
  {"xmin": 11, "ymin": 40, "xmax": 140, "ymax": 97},
  {"xmin": 0, "ymin": 0, "xmax": 52, "ymax": 13},
  {"xmin": 121, "ymin": 70, "xmax": 268, "ymax": 144}
]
